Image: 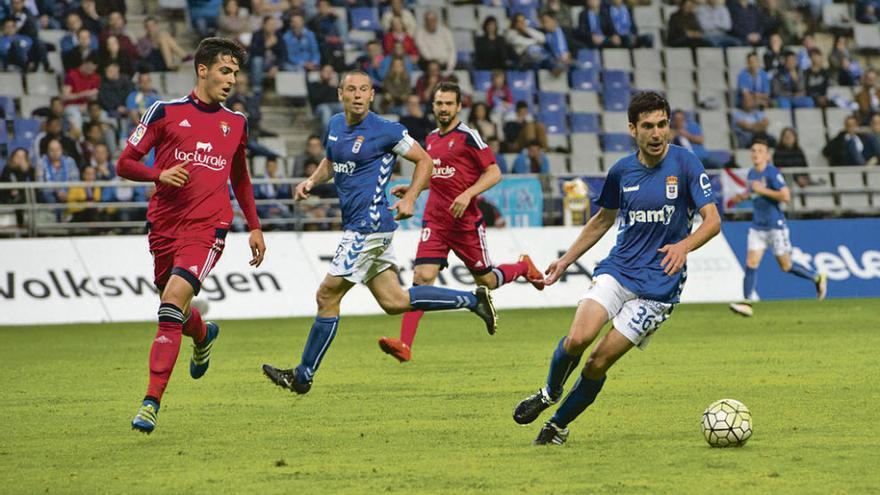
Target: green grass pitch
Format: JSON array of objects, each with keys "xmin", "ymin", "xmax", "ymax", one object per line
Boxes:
[{"xmin": 2, "ymin": 299, "xmax": 879, "ymax": 494}]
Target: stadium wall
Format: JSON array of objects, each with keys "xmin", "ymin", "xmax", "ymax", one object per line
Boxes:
[{"xmin": 1, "ymin": 219, "xmax": 876, "ymax": 325}]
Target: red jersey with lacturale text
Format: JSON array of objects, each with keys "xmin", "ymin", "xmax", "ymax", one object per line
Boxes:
[
  {"xmin": 423, "ymin": 122, "xmax": 495, "ymax": 230},
  {"xmin": 117, "ymin": 92, "xmax": 260, "ymax": 233}
]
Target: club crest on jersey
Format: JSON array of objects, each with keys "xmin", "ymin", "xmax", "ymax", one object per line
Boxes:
[
  {"xmin": 665, "ymin": 176, "xmax": 678, "ymax": 200},
  {"xmin": 352, "ymin": 135, "xmax": 364, "ymax": 154},
  {"xmin": 219, "ymin": 121, "xmax": 230, "ymax": 136},
  {"xmin": 448, "ymin": 139, "xmax": 455, "ymax": 149}
]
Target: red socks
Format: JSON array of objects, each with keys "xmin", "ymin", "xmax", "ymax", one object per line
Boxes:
[
  {"xmin": 495, "ymin": 261, "xmax": 528, "ymax": 286},
  {"xmin": 182, "ymin": 305, "xmax": 207, "ymax": 344},
  {"xmin": 399, "ymin": 310, "xmax": 424, "ymax": 348},
  {"xmin": 146, "ymin": 303, "xmax": 184, "ymax": 403}
]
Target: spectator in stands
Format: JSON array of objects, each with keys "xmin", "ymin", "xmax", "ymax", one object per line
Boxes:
[
  {"xmin": 79, "ymin": 121, "xmax": 113, "ymax": 166},
  {"xmin": 737, "ymin": 52, "xmax": 771, "ymax": 108},
  {"xmin": 308, "ymin": 0, "xmax": 345, "ymax": 70},
  {"xmin": 773, "ymin": 127, "xmax": 810, "ymax": 187},
  {"xmin": 829, "ymin": 36, "xmax": 862, "ymax": 85},
  {"xmin": 307, "ymin": 64, "xmax": 342, "ymax": 136},
  {"xmin": 804, "ymin": 48, "xmax": 830, "ymax": 108},
  {"xmin": 220, "ymin": 0, "xmax": 260, "ymax": 46},
  {"xmin": 254, "ymin": 156, "xmax": 293, "ymax": 227},
  {"xmin": 251, "ymin": 0, "xmax": 292, "ymax": 18},
  {"xmin": 0, "ymin": 147, "xmax": 35, "ymax": 227},
  {"xmin": 540, "ymin": 12, "xmax": 573, "ymax": 73},
  {"xmin": 67, "ymin": 165, "xmax": 108, "ymax": 222},
  {"xmin": 512, "ymin": 140, "xmax": 550, "ymax": 174},
  {"xmin": 62, "ymin": 54, "xmax": 101, "ymax": 135},
  {"xmin": 60, "ymin": 13, "xmax": 94, "ymax": 56},
  {"xmin": 487, "ymin": 137, "xmax": 508, "ymax": 173},
  {"xmin": 100, "ymin": 11, "xmax": 137, "ymax": 61},
  {"xmin": 227, "ymin": 72, "xmax": 273, "ymax": 136},
  {"xmin": 544, "ymin": 0, "xmax": 574, "ymax": 29},
  {"xmin": 487, "ymin": 70, "xmax": 514, "ymax": 116},
  {"xmin": 188, "ymin": 0, "xmax": 223, "ymax": 39},
  {"xmin": 415, "ymin": 59, "xmax": 445, "ymax": 103},
  {"xmin": 1, "ymin": 16, "xmax": 32, "ymax": 71},
  {"xmin": 856, "ymin": 69, "xmax": 880, "ymax": 124},
  {"xmin": 414, "ymin": 9, "xmax": 456, "ymax": 73},
  {"xmin": 863, "ymin": 113, "xmax": 880, "ymax": 163},
  {"xmin": 38, "ymin": 115, "xmax": 82, "ymax": 166},
  {"xmin": 97, "ymin": 62, "xmax": 132, "ymax": 119},
  {"xmin": 856, "ymin": 0, "xmax": 880, "ymax": 23},
  {"xmin": 98, "ymin": 35, "xmax": 134, "ymax": 77},
  {"xmin": 292, "ymin": 135, "xmax": 323, "ymax": 177},
  {"xmin": 399, "ymin": 94, "xmax": 433, "ymax": 146},
  {"xmin": 468, "ymin": 102, "xmax": 497, "ymax": 141},
  {"xmin": 228, "ymin": 100, "xmax": 279, "ymax": 159},
  {"xmin": 86, "ymin": 102, "xmax": 119, "ymax": 155},
  {"xmin": 763, "ymin": 33, "xmax": 785, "ymax": 75},
  {"xmin": 359, "ymin": 40, "xmax": 385, "ymax": 82},
  {"xmin": 137, "ymin": 17, "xmax": 190, "ymax": 72},
  {"xmin": 670, "ymin": 110, "xmax": 728, "ymax": 168},
  {"xmin": 666, "ymin": 0, "xmax": 707, "ymax": 48},
  {"xmin": 727, "ymin": 0, "xmax": 763, "ymax": 46},
  {"xmin": 696, "ymin": 0, "xmax": 741, "ymax": 47},
  {"xmin": 126, "ymin": 72, "xmax": 161, "ymax": 128},
  {"xmin": 383, "ymin": 16, "xmax": 419, "ymax": 65},
  {"xmin": 824, "ymin": 115, "xmax": 870, "ymax": 166},
  {"xmin": 381, "ymin": 57, "xmax": 412, "ymax": 115},
  {"xmin": 7, "ymin": 0, "xmax": 49, "ymax": 71},
  {"xmin": 601, "ymin": 0, "xmax": 652, "ymax": 48},
  {"xmin": 503, "ymin": 101, "xmax": 549, "ymax": 153},
  {"xmin": 298, "ymin": 158, "xmax": 338, "ymax": 231},
  {"xmin": 577, "ymin": 0, "xmax": 609, "ymax": 48},
  {"xmin": 63, "ymin": 28, "xmax": 95, "ymax": 71},
  {"xmin": 376, "ymin": 40, "xmax": 415, "ymax": 81},
  {"xmin": 249, "ymin": 15, "xmax": 284, "ymax": 97},
  {"xmin": 772, "ymin": 50, "xmax": 814, "ymax": 108},
  {"xmin": 281, "ymin": 12, "xmax": 319, "ymax": 71},
  {"xmin": 759, "ymin": 0, "xmax": 797, "ymax": 44},
  {"xmin": 796, "ymin": 33, "xmax": 816, "ymax": 71},
  {"xmin": 90, "ymin": 143, "xmax": 116, "ymax": 186},
  {"xmin": 505, "ymin": 13, "xmax": 549, "ymax": 69},
  {"xmin": 381, "ymin": 0, "xmax": 417, "ymax": 34},
  {"xmin": 474, "ymin": 16, "xmax": 511, "ymax": 70},
  {"xmin": 732, "ymin": 92, "xmax": 773, "ymax": 148},
  {"xmin": 37, "ymin": 137, "xmax": 79, "ymax": 205},
  {"xmin": 75, "ymin": 0, "xmax": 103, "ymax": 35}
]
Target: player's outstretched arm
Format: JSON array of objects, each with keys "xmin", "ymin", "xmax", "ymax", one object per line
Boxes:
[
  {"xmin": 545, "ymin": 207, "xmax": 618, "ymax": 285},
  {"xmin": 390, "ymin": 141, "xmax": 432, "ymax": 220},
  {"xmin": 450, "ymin": 164, "xmax": 502, "ymax": 218},
  {"xmin": 658, "ymin": 203, "xmax": 721, "ymax": 276},
  {"xmin": 295, "ymin": 157, "xmax": 334, "ymax": 201}
]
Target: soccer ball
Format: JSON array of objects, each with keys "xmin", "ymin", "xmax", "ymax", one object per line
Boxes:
[{"xmin": 701, "ymin": 399, "xmax": 752, "ymax": 448}]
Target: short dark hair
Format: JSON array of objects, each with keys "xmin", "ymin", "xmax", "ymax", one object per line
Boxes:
[
  {"xmin": 338, "ymin": 69, "xmax": 372, "ymax": 88},
  {"xmin": 307, "ymin": 134, "xmax": 321, "ymax": 142},
  {"xmin": 627, "ymin": 90, "xmax": 670, "ymax": 125},
  {"xmin": 751, "ymin": 137, "xmax": 770, "ymax": 148},
  {"xmin": 194, "ymin": 37, "xmax": 247, "ymax": 73},
  {"xmin": 432, "ymin": 81, "xmax": 461, "ymax": 104}
]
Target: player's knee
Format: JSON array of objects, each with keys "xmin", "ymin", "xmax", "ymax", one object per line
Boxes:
[
  {"xmin": 377, "ymin": 291, "xmax": 409, "ymax": 315},
  {"xmin": 584, "ymin": 352, "xmax": 611, "ymax": 377},
  {"xmin": 412, "ymin": 271, "xmax": 436, "ymax": 286},
  {"xmin": 564, "ymin": 334, "xmax": 592, "ymax": 354},
  {"xmin": 315, "ymin": 286, "xmax": 340, "ymax": 311}
]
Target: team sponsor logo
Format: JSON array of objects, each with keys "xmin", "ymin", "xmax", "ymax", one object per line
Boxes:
[
  {"xmin": 196, "ymin": 141, "xmax": 213, "ymax": 153},
  {"xmin": 666, "ymin": 176, "xmax": 678, "ymax": 200},
  {"xmin": 431, "ymin": 158, "xmax": 455, "ymax": 179},
  {"xmin": 333, "ymin": 160, "xmax": 357, "ymax": 175},
  {"xmin": 174, "ymin": 141, "xmax": 227, "ymax": 171},
  {"xmin": 220, "ymin": 121, "xmax": 230, "ymax": 136},
  {"xmin": 352, "ymin": 135, "xmax": 364, "ymax": 154},
  {"xmin": 128, "ymin": 124, "xmax": 147, "ymax": 146},
  {"xmin": 628, "ymin": 205, "xmax": 676, "ymax": 225},
  {"xmin": 328, "ymin": 134, "xmax": 338, "ymax": 142},
  {"xmin": 623, "ymin": 184, "xmax": 640, "ymax": 193}
]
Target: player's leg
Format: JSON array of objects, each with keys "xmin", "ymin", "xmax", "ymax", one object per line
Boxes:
[
  {"xmin": 773, "ymin": 228, "xmax": 827, "ymax": 300},
  {"xmin": 378, "ymin": 263, "xmax": 441, "ymax": 362},
  {"xmin": 730, "ymin": 229, "xmax": 765, "ymax": 317},
  {"xmin": 456, "ymin": 223, "xmax": 544, "ymax": 290}
]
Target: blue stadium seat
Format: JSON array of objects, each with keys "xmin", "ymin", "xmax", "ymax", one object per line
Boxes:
[
  {"xmin": 602, "ymin": 133, "xmax": 635, "ymax": 152},
  {"xmin": 570, "ymin": 113, "xmax": 601, "ymax": 133},
  {"xmin": 576, "ymin": 49, "xmax": 601, "ymax": 70},
  {"xmin": 538, "ymin": 92, "xmax": 567, "ymax": 114},
  {"xmin": 539, "ymin": 111, "xmax": 567, "ymax": 134},
  {"xmin": 8, "ymin": 138, "xmax": 32, "ymax": 154},
  {"xmin": 0, "ymin": 96, "xmax": 15, "ymax": 119},
  {"xmin": 472, "ymin": 70, "xmax": 492, "ymax": 92},
  {"xmin": 507, "ymin": 70, "xmax": 535, "ymax": 92},
  {"xmin": 603, "ymin": 87, "xmax": 630, "ymax": 111},
  {"xmin": 0, "ymin": 124, "xmax": 7, "ymax": 144},
  {"xmin": 350, "ymin": 7, "xmax": 380, "ymax": 31},
  {"xmin": 511, "ymin": 88, "xmax": 533, "ymax": 106},
  {"xmin": 13, "ymin": 118, "xmax": 40, "ymax": 142},
  {"xmin": 0, "ymin": 158, "xmax": 5, "ymax": 173},
  {"xmin": 570, "ymin": 69, "xmax": 600, "ymax": 91},
  {"xmin": 602, "ymin": 70, "xmax": 630, "ymax": 90}
]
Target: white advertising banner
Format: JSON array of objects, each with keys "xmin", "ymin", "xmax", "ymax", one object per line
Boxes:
[{"xmin": 0, "ymin": 226, "xmax": 744, "ymax": 325}]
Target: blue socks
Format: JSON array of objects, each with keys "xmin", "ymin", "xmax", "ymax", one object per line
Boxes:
[
  {"xmin": 296, "ymin": 316, "xmax": 339, "ymax": 382},
  {"xmin": 408, "ymin": 286, "xmax": 477, "ymax": 311},
  {"xmin": 550, "ymin": 374, "xmax": 606, "ymax": 429},
  {"xmin": 789, "ymin": 260, "xmax": 818, "ymax": 281},
  {"xmin": 546, "ymin": 337, "xmax": 581, "ymax": 400},
  {"xmin": 743, "ymin": 267, "xmax": 757, "ymax": 300}
]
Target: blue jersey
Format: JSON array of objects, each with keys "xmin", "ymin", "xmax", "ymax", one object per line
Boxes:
[
  {"xmin": 594, "ymin": 145, "xmax": 715, "ymax": 303},
  {"xmin": 324, "ymin": 112, "xmax": 414, "ymax": 233},
  {"xmin": 747, "ymin": 164, "xmax": 787, "ymax": 230}
]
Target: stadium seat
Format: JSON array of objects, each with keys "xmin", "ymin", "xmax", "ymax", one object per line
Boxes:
[
  {"xmin": 537, "ymin": 70, "xmax": 568, "ymax": 93},
  {"xmin": 664, "ymin": 47, "xmax": 694, "ymax": 70},
  {"xmin": 601, "ymin": 133, "xmax": 634, "ymax": 152},
  {"xmin": 696, "ymin": 89, "xmax": 727, "ymax": 110},
  {"xmin": 602, "ymin": 70, "xmax": 630, "ymax": 90},
  {"xmin": 601, "ymin": 111, "xmax": 629, "ymax": 133},
  {"xmin": 569, "ymin": 152, "xmax": 603, "ymax": 175},
  {"xmin": 37, "ymin": 29, "xmax": 65, "ymax": 47},
  {"xmin": 511, "ymin": 88, "xmax": 532, "ymax": 106},
  {"xmin": 665, "ymin": 69, "xmax": 695, "ymax": 91},
  {"xmin": 539, "ymin": 111, "xmax": 568, "ymax": 134},
  {"xmin": 569, "ymin": 5, "xmax": 584, "ymax": 27},
  {"xmin": 602, "ymin": 49, "xmax": 632, "ymax": 71},
  {"xmin": 0, "ymin": 73, "xmax": 25, "ymax": 98},
  {"xmin": 507, "ymin": 71, "xmax": 535, "ymax": 93},
  {"xmin": 793, "ymin": 107, "xmax": 824, "ymax": 130},
  {"xmin": 803, "ymin": 190, "xmax": 836, "ymax": 210},
  {"xmin": 576, "ymin": 49, "xmax": 601, "ymax": 70},
  {"xmin": 825, "ymin": 107, "xmax": 853, "ymax": 137},
  {"xmin": 603, "ymin": 151, "xmax": 631, "ymax": 168},
  {"xmin": 25, "ymin": 72, "xmax": 59, "ymax": 97},
  {"xmin": 764, "ymin": 108, "xmax": 794, "ymax": 139},
  {"xmin": 866, "ymin": 171, "xmax": 880, "ymax": 204},
  {"xmin": 164, "ymin": 72, "xmax": 197, "ymax": 97},
  {"xmin": 546, "ymin": 153, "xmax": 569, "ymax": 174},
  {"xmin": 13, "ymin": 118, "xmax": 40, "ymax": 143},
  {"xmin": 538, "ymin": 92, "xmax": 567, "ymax": 114},
  {"xmin": 547, "ymin": 134, "xmax": 570, "ymax": 150},
  {"xmin": 453, "ymin": 31, "xmax": 475, "ymax": 66},
  {"xmin": 570, "ymin": 132, "xmax": 601, "ymax": 156},
  {"xmin": 696, "ymin": 67, "xmax": 726, "ymax": 91},
  {"xmin": 823, "ymin": 3, "xmax": 853, "ymax": 29},
  {"xmin": 452, "ymin": 70, "xmax": 474, "ymax": 95},
  {"xmin": 275, "ymin": 71, "xmax": 308, "ymax": 98},
  {"xmin": 17, "ymin": 95, "xmax": 44, "ymax": 119},
  {"xmin": 632, "ymin": 48, "xmax": 664, "ymax": 72},
  {"xmin": 570, "ymin": 113, "xmax": 600, "ymax": 133},
  {"xmin": 476, "ymin": 6, "xmax": 507, "ymax": 32},
  {"xmin": 725, "ymin": 46, "xmax": 754, "ymax": 73},
  {"xmin": 472, "ymin": 70, "xmax": 492, "ymax": 92},
  {"xmin": 634, "ymin": 4, "xmax": 663, "ymax": 30},
  {"xmin": 665, "ymin": 89, "xmax": 693, "ymax": 110},
  {"xmin": 570, "ymin": 91, "xmax": 601, "ymax": 112},
  {"xmin": 696, "ymin": 47, "xmax": 725, "ymax": 70},
  {"xmin": 838, "ymin": 192, "xmax": 871, "ymax": 209},
  {"xmin": 449, "ymin": 6, "xmax": 478, "ymax": 31},
  {"xmin": 855, "ymin": 23, "xmax": 880, "ymax": 50},
  {"xmin": 699, "ymin": 111, "xmax": 731, "ymax": 149},
  {"xmin": 570, "ymin": 69, "xmax": 600, "ymax": 92},
  {"xmin": 0, "ymin": 96, "xmax": 15, "ymax": 119},
  {"xmin": 0, "ymin": 124, "xmax": 7, "ymax": 145},
  {"xmin": 603, "ymin": 87, "xmax": 630, "ymax": 111},
  {"xmin": 634, "ymin": 70, "xmax": 664, "ymax": 91},
  {"xmin": 251, "ymin": 155, "xmax": 267, "ymax": 177},
  {"xmin": 258, "ymin": 137, "xmax": 287, "ymax": 157},
  {"xmin": 350, "ymin": 7, "xmax": 380, "ymax": 31}
]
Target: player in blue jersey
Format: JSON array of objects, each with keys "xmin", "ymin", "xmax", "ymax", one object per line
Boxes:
[
  {"xmin": 261, "ymin": 71, "xmax": 497, "ymax": 394},
  {"xmin": 728, "ymin": 138, "xmax": 827, "ymax": 317},
  {"xmin": 511, "ymin": 91, "xmax": 722, "ymax": 445}
]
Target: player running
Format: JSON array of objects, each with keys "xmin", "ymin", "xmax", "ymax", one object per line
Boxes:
[
  {"xmin": 261, "ymin": 71, "xmax": 496, "ymax": 395},
  {"xmin": 117, "ymin": 38, "xmax": 266, "ymax": 434},
  {"xmin": 377, "ymin": 81, "xmax": 544, "ymax": 363},
  {"xmin": 511, "ymin": 91, "xmax": 721, "ymax": 445},
  {"xmin": 728, "ymin": 138, "xmax": 827, "ymax": 317}
]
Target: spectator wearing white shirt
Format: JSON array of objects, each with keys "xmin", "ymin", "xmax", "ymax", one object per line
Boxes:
[
  {"xmin": 414, "ymin": 9, "xmax": 456, "ymax": 72},
  {"xmin": 381, "ymin": 0, "xmax": 417, "ymax": 34},
  {"xmin": 696, "ymin": 0, "xmax": 741, "ymax": 47}
]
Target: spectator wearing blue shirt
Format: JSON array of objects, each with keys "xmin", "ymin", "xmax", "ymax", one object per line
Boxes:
[
  {"xmin": 512, "ymin": 141, "xmax": 550, "ymax": 174},
  {"xmin": 281, "ymin": 13, "xmax": 320, "ymax": 71},
  {"xmin": 487, "ymin": 137, "xmax": 508, "ymax": 174},
  {"xmin": 187, "ymin": 0, "xmax": 222, "ymax": 39},
  {"xmin": 727, "ymin": 0, "xmax": 763, "ymax": 46},
  {"xmin": 577, "ymin": 0, "xmax": 608, "ymax": 48},
  {"xmin": 308, "ymin": 0, "xmax": 346, "ymax": 70},
  {"xmin": 7, "ymin": 0, "xmax": 50, "ymax": 71},
  {"xmin": 670, "ymin": 110, "xmax": 729, "ymax": 169},
  {"xmin": 1, "ymin": 17, "xmax": 32, "ymax": 71},
  {"xmin": 125, "ymin": 72, "xmax": 162, "ymax": 130},
  {"xmin": 737, "ymin": 52, "xmax": 771, "ymax": 108},
  {"xmin": 253, "ymin": 157, "xmax": 293, "ymax": 226},
  {"xmin": 541, "ymin": 12, "xmax": 573, "ymax": 72},
  {"xmin": 601, "ymin": 0, "xmax": 652, "ymax": 48},
  {"xmin": 732, "ymin": 92, "xmax": 774, "ymax": 148},
  {"xmin": 377, "ymin": 41, "xmax": 415, "ymax": 81},
  {"xmin": 771, "ymin": 51, "xmax": 815, "ymax": 109},
  {"xmin": 249, "ymin": 15, "xmax": 286, "ymax": 98},
  {"xmin": 37, "ymin": 138, "xmax": 80, "ymax": 205}
]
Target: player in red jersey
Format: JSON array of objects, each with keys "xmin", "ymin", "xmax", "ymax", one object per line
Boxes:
[
  {"xmin": 116, "ymin": 38, "xmax": 266, "ymax": 434},
  {"xmin": 378, "ymin": 81, "xmax": 544, "ymax": 362}
]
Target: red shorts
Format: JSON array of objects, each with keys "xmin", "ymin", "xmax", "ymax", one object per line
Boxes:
[
  {"xmin": 148, "ymin": 227, "xmax": 227, "ymax": 295},
  {"xmin": 414, "ymin": 221, "xmax": 493, "ymax": 275}
]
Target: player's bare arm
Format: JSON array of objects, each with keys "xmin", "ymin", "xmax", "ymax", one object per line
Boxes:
[
  {"xmin": 751, "ymin": 181, "xmax": 790, "ymax": 203},
  {"xmin": 450, "ymin": 164, "xmax": 502, "ymax": 218},
  {"xmin": 658, "ymin": 203, "xmax": 721, "ymax": 276},
  {"xmin": 295, "ymin": 157, "xmax": 334, "ymax": 200},
  {"xmin": 390, "ymin": 141, "xmax": 432, "ymax": 220},
  {"xmin": 544, "ymin": 207, "xmax": 618, "ymax": 285}
]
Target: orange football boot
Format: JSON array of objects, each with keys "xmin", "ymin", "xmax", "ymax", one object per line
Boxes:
[{"xmin": 378, "ymin": 337, "xmax": 412, "ymax": 362}]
